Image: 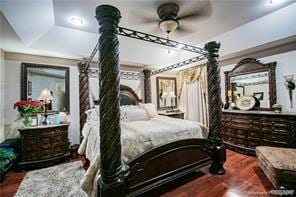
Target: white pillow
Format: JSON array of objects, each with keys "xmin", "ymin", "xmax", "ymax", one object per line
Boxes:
[
  {"xmin": 120, "ymin": 105, "xmax": 141, "ymax": 122},
  {"xmin": 139, "ymin": 103, "xmax": 158, "ymax": 118},
  {"xmin": 125, "ymin": 108, "xmax": 149, "ymax": 122},
  {"xmin": 85, "ymin": 108, "xmax": 99, "ymax": 122},
  {"xmin": 94, "ymin": 105, "xmax": 100, "ymax": 113}
]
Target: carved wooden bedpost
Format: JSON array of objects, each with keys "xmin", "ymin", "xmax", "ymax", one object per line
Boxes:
[
  {"xmin": 204, "ymin": 41, "xmax": 226, "ymax": 175},
  {"xmin": 143, "ymin": 69, "xmax": 152, "ymax": 103},
  {"xmin": 95, "ymin": 5, "xmax": 127, "ymax": 197},
  {"xmin": 78, "ymin": 60, "xmax": 90, "ymax": 141}
]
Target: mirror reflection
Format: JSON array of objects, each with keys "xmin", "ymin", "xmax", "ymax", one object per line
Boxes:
[
  {"xmin": 230, "ymin": 71, "xmax": 269, "ymax": 108},
  {"xmin": 156, "ymin": 77, "xmax": 177, "ymax": 109},
  {"xmin": 22, "ymin": 64, "xmax": 70, "ymax": 113}
]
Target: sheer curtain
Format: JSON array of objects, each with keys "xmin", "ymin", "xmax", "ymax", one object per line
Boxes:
[{"xmin": 178, "ymin": 65, "xmax": 208, "ymax": 126}]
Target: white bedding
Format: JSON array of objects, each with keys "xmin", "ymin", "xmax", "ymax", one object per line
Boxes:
[{"xmin": 78, "ymin": 115, "xmax": 208, "ymax": 196}]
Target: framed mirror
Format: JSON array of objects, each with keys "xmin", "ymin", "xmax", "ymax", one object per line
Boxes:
[
  {"xmin": 156, "ymin": 77, "xmax": 177, "ymax": 109},
  {"xmin": 225, "ymin": 58, "xmax": 276, "ymax": 110},
  {"xmin": 21, "ymin": 63, "xmax": 70, "ymax": 113}
]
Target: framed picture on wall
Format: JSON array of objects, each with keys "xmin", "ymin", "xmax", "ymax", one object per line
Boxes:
[
  {"xmin": 253, "ymin": 92, "xmax": 264, "ymax": 100},
  {"xmin": 31, "ymin": 116, "xmax": 38, "ymax": 127}
]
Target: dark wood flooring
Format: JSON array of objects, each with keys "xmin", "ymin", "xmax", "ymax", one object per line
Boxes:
[{"xmin": 0, "ymin": 150, "xmax": 273, "ymax": 197}]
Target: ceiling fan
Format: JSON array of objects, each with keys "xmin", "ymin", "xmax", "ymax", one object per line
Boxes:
[{"xmin": 132, "ymin": 1, "xmax": 212, "ymax": 37}]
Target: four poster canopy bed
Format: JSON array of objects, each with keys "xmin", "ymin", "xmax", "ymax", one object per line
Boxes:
[{"xmin": 77, "ymin": 4, "xmax": 226, "ymax": 197}]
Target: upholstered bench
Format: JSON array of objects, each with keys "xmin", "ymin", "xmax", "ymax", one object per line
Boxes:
[{"xmin": 256, "ymin": 146, "xmax": 296, "ymax": 189}]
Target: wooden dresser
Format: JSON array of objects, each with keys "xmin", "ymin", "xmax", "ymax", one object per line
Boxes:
[
  {"xmin": 222, "ymin": 110, "xmax": 296, "ymax": 156},
  {"xmin": 18, "ymin": 123, "xmax": 70, "ymax": 169}
]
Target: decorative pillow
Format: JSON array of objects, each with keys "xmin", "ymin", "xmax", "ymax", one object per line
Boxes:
[
  {"xmin": 139, "ymin": 103, "xmax": 158, "ymax": 118},
  {"xmin": 125, "ymin": 108, "xmax": 149, "ymax": 122},
  {"xmin": 85, "ymin": 108, "xmax": 99, "ymax": 122},
  {"xmin": 120, "ymin": 105, "xmax": 141, "ymax": 122}
]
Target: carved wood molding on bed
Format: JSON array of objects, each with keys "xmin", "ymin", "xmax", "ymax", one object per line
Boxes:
[
  {"xmin": 143, "ymin": 69, "xmax": 152, "ymax": 103},
  {"xmin": 120, "ymin": 84, "xmax": 141, "ymax": 105},
  {"xmin": 77, "ymin": 61, "xmax": 90, "ymax": 137}
]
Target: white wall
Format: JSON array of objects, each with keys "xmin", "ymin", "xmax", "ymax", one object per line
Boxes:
[
  {"xmin": 221, "ymin": 50, "xmax": 296, "ymax": 113},
  {"xmin": 4, "ymin": 59, "xmax": 80, "ymax": 144},
  {"xmin": 0, "ymin": 50, "xmax": 5, "ymax": 143}
]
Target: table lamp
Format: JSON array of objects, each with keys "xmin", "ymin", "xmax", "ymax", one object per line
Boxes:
[{"xmin": 38, "ymin": 88, "xmax": 53, "ymax": 125}]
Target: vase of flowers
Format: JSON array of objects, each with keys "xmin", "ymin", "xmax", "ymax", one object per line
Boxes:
[{"xmin": 14, "ymin": 100, "xmax": 43, "ymax": 128}]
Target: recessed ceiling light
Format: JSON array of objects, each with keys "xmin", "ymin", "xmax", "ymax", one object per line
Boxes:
[
  {"xmin": 69, "ymin": 17, "xmax": 84, "ymax": 26},
  {"xmin": 268, "ymin": 0, "xmax": 285, "ymax": 5}
]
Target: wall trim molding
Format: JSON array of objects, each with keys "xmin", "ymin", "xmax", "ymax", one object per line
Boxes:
[
  {"xmin": 220, "ymin": 35, "xmax": 296, "ymax": 66},
  {"xmin": 4, "ymin": 52, "xmax": 81, "ymax": 66},
  {"xmin": 3, "ymin": 51, "xmax": 144, "ymax": 71}
]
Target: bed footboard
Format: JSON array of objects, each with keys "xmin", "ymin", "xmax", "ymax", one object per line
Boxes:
[{"xmin": 126, "ymin": 139, "xmax": 212, "ymax": 196}]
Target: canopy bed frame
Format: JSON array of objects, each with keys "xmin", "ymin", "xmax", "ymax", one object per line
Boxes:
[{"xmin": 77, "ymin": 5, "xmax": 225, "ymax": 197}]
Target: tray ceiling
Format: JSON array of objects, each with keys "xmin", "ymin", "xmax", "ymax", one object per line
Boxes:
[{"xmin": 0, "ymin": 0, "xmax": 294, "ymax": 69}]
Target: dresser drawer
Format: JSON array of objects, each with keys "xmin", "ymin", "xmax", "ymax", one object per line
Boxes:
[
  {"xmin": 53, "ymin": 145, "xmax": 66, "ymax": 156},
  {"xmin": 235, "ymin": 129, "xmax": 248, "ymax": 138},
  {"xmin": 236, "ymin": 138, "xmax": 248, "ymax": 147},
  {"xmin": 262, "ymin": 140, "xmax": 288, "ymax": 147},
  {"xmin": 223, "ymin": 135, "xmax": 237, "ymax": 144},
  {"xmin": 262, "ymin": 132, "xmax": 288, "ymax": 142},
  {"xmin": 40, "ymin": 137, "xmax": 51, "ymax": 149},
  {"xmin": 39, "ymin": 148, "xmax": 51, "ymax": 159},
  {"xmin": 248, "ymin": 131, "xmax": 260, "ymax": 139},
  {"xmin": 53, "ymin": 133, "xmax": 65, "ymax": 143},
  {"xmin": 24, "ymin": 137, "xmax": 38, "ymax": 151},
  {"xmin": 248, "ymin": 140, "xmax": 260, "ymax": 148},
  {"xmin": 26, "ymin": 151, "xmax": 38, "ymax": 161}
]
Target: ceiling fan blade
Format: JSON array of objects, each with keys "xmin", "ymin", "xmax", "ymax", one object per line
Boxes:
[
  {"xmin": 177, "ymin": 24, "xmax": 194, "ymax": 34},
  {"xmin": 130, "ymin": 11, "xmax": 158, "ymax": 25},
  {"xmin": 178, "ymin": 1, "xmax": 212, "ymax": 21}
]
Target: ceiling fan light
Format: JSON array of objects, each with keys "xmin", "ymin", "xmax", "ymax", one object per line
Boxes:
[{"xmin": 159, "ymin": 20, "xmax": 179, "ymax": 33}]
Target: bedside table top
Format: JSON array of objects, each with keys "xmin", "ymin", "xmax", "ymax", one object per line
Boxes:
[
  {"xmin": 18, "ymin": 123, "xmax": 70, "ymax": 131},
  {"xmin": 158, "ymin": 111, "xmax": 184, "ymax": 116}
]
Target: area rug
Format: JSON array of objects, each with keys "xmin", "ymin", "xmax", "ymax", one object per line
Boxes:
[{"xmin": 15, "ymin": 161, "xmax": 88, "ymax": 197}]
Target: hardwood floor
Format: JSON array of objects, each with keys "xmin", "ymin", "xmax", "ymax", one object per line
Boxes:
[
  {"xmin": 160, "ymin": 150, "xmax": 274, "ymax": 197},
  {"xmin": 0, "ymin": 150, "xmax": 273, "ymax": 197}
]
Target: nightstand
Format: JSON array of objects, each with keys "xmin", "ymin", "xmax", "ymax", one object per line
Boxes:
[
  {"xmin": 18, "ymin": 123, "xmax": 70, "ymax": 169},
  {"xmin": 158, "ymin": 111, "xmax": 185, "ymax": 119}
]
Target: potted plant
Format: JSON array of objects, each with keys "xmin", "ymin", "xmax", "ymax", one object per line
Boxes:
[{"xmin": 14, "ymin": 100, "xmax": 43, "ymax": 128}]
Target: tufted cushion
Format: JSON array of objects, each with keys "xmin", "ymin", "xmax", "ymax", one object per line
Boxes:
[{"xmin": 256, "ymin": 146, "xmax": 296, "ymax": 189}]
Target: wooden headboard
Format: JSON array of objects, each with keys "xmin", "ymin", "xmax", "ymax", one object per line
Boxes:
[
  {"xmin": 93, "ymin": 84, "xmax": 141, "ymax": 106},
  {"xmin": 120, "ymin": 85, "xmax": 141, "ymax": 105}
]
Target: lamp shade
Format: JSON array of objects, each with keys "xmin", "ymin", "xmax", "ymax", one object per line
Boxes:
[
  {"xmin": 162, "ymin": 91, "xmax": 168, "ymax": 98},
  {"xmin": 38, "ymin": 88, "xmax": 53, "ymax": 102},
  {"xmin": 168, "ymin": 91, "xmax": 176, "ymax": 98}
]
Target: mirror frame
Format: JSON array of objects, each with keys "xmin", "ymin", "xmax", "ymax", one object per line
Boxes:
[
  {"xmin": 21, "ymin": 63, "xmax": 70, "ymax": 113},
  {"xmin": 156, "ymin": 77, "xmax": 177, "ymax": 110},
  {"xmin": 224, "ymin": 58, "xmax": 276, "ymax": 110}
]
